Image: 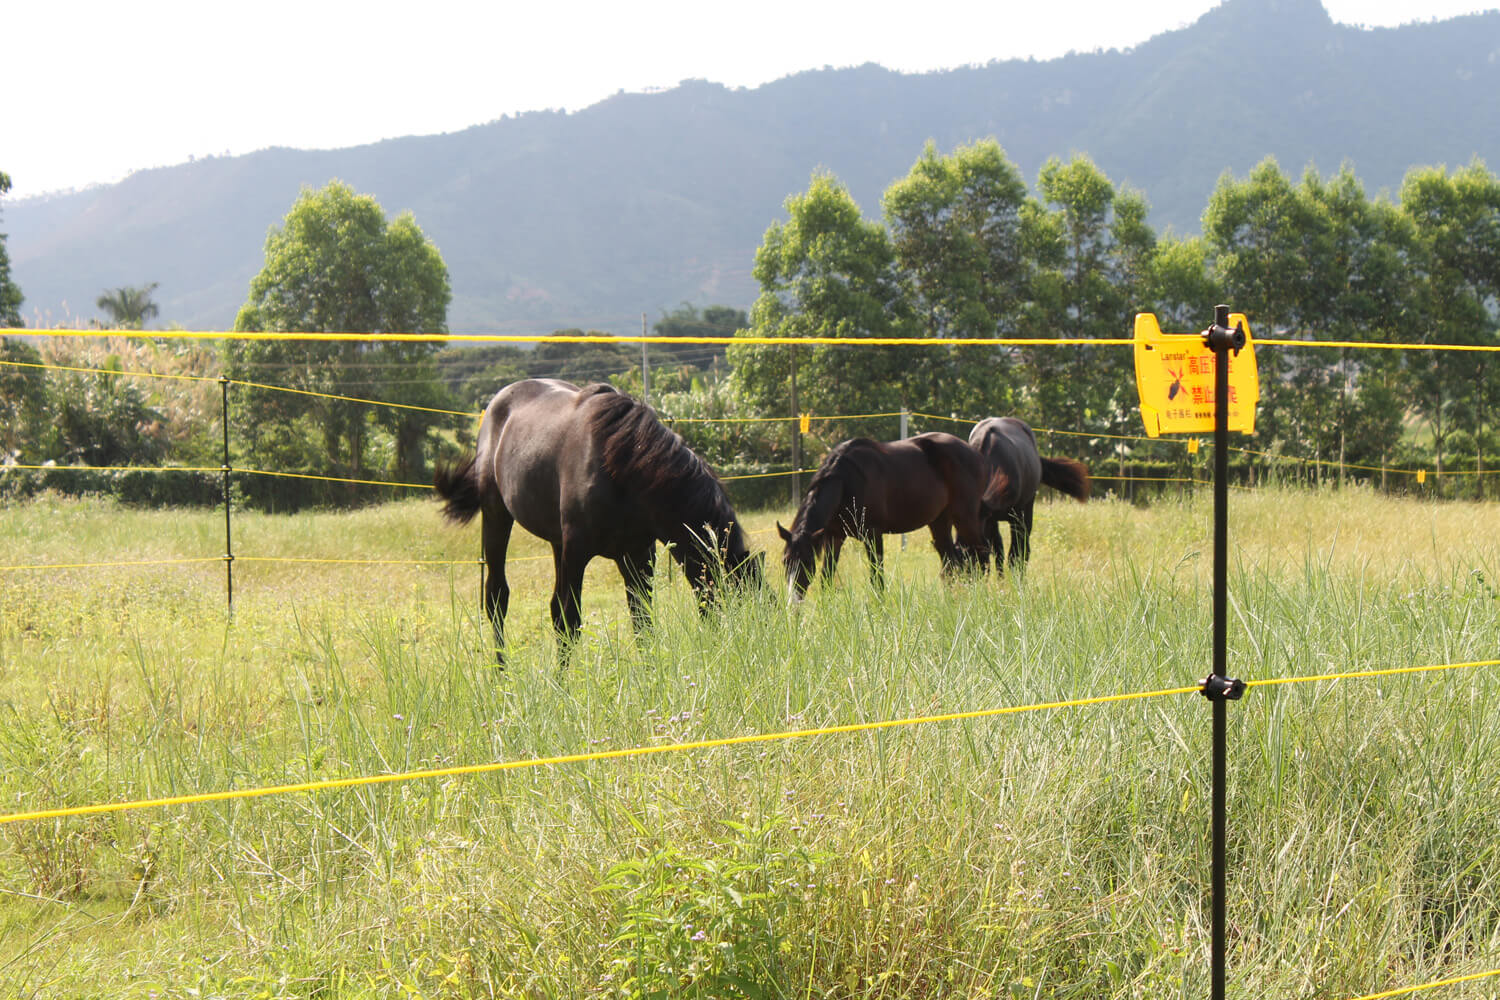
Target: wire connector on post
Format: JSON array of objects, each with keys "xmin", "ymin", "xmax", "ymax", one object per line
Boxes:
[
  {"xmin": 1200, "ymin": 673, "xmax": 1246, "ymax": 701},
  {"xmin": 1202, "ymin": 317, "xmax": 1247, "ymax": 356}
]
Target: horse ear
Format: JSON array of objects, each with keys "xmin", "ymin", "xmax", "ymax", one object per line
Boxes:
[{"xmin": 776, "ymin": 521, "xmax": 792, "ymax": 542}]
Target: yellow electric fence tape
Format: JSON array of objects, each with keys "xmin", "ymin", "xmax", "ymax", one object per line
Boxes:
[
  {"xmin": 0, "ymin": 558, "xmax": 226, "ymax": 572},
  {"xmin": 1134, "ymin": 313, "xmax": 1259, "ymax": 437},
  {"xmin": 0, "ymin": 683, "xmax": 1203, "ymax": 825},
  {"xmin": 2, "ymin": 657, "xmax": 1495, "ymax": 826},
  {"xmin": 10, "ymin": 327, "xmax": 1500, "ymax": 351},
  {"xmin": 720, "ymin": 469, "xmax": 814, "ymax": 482},
  {"xmin": 227, "ymin": 377, "xmax": 472, "ymax": 417},
  {"xmin": 3, "ymin": 463, "xmax": 226, "ymax": 475},
  {"xmin": 1, "ymin": 464, "xmax": 431, "ymax": 490},
  {"xmin": 0, "ymin": 358, "xmax": 220, "ymax": 384},
  {"xmin": 1346, "ymin": 967, "xmax": 1500, "ymax": 1000},
  {"xmin": 4, "ymin": 328, "xmax": 1135, "ymax": 347},
  {"xmin": 0, "ymin": 359, "xmax": 472, "ymax": 417}
]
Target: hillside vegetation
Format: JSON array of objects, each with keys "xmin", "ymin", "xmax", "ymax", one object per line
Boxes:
[{"xmin": 7, "ymin": 0, "xmax": 1500, "ymax": 333}]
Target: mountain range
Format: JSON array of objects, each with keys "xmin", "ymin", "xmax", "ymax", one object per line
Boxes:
[{"xmin": 6, "ymin": 0, "xmax": 1499, "ymax": 336}]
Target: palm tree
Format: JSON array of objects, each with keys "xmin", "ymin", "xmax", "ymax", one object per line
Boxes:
[{"xmin": 95, "ymin": 282, "xmax": 160, "ymax": 329}]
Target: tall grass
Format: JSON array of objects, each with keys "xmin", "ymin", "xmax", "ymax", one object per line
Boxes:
[{"xmin": 0, "ymin": 486, "xmax": 1497, "ymax": 998}]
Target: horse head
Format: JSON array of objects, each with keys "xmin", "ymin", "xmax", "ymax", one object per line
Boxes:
[
  {"xmin": 777, "ymin": 520, "xmax": 825, "ymax": 604},
  {"xmin": 679, "ymin": 522, "xmax": 765, "ymax": 610}
]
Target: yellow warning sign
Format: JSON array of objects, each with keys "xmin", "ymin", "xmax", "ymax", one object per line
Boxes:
[{"xmin": 1134, "ymin": 313, "xmax": 1259, "ymax": 437}]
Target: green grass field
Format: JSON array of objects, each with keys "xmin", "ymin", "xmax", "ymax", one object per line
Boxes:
[{"xmin": 0, "ymin": 487, "xmax": 1498, "ymax": 999}]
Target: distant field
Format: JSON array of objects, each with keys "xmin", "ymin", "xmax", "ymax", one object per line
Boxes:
[{"xmin": 1, "ymin": 488, "xmax": 1498, "ymax": 999}]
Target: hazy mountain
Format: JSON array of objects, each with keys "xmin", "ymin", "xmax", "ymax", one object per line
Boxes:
[{"xmin": 7, "ymin": 0, "xmax": 1499, "ymax": 335}]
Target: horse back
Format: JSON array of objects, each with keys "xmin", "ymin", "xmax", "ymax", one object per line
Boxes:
[
  {"xmin": 911, "ymin": 431, "xmax": 1001, "ymax": 503},
  {"xmin": 907, "ymin": 432, "xmax": 985, "ymax": 481},
  {"xmin": 480, "ymin": 379, "xmax": 620, "ymax": 541}
]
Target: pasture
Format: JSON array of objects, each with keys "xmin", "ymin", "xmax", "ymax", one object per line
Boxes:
[{"xmin": 0, "ymin": 487, "xmax": 1498, "ymax": 999}]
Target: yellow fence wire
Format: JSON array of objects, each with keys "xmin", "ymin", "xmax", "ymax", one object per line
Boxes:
[
  {"xmin": 1, "ymin": 657, "xmax": 1494, "ymax": 827},
  {"xmin": 226, "ymin": 376, "xmax": 472, "ymax": 416},
  {"xmin": 0, "ymin": 554, "xmax": 562, "ymax": 573},
  {"xmin": 0, "ymin": 682, "xmax": 1204, "ymax": 826},
  {"xmin": 0, "ymin": 557, "xmax": 227, "ymax": 572},
  {"xmin": 3, "ymin": 462, "xmax": 432, "ymax": 490},
  {"xmin": 7, "ymin": 347, "xmax": 1491, "ymax": 485},
  {"xmin": 1347, "ymin": 967, "xmax": 1500, "ymax": 1000},
  {"xmin": 11, "ymin": 328, "xmax": 1500, "ymax": 351},
  {"xmin": 0, "ymin": 357, "xmax": 475, "ymax": 417}
]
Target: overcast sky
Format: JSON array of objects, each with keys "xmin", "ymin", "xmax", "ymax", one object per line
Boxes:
[{"xmin": 2, "ymin": 0, "xmax": 1493, "ymax": 200}]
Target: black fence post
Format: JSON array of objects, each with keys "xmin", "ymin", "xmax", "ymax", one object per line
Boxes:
[
  {"xmin": 1201, "ymin": 304, "xmax": 1247, "ymax": 1000},
  {"xmin": 219, "ymin": 375, "xmax": 235, "ymax": 615}
]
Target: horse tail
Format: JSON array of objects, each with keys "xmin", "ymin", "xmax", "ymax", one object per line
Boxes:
[
  {"xmin": 1040, "ymin": 457, "xmax": 1091, "ymax": 502},
  {"xmin": 981, "ymin": 463, "xmax": 1011, "ymax": 510},
  {"xmin": 433, "ymin": 455, "xmax": 484, "ymax": 524}
]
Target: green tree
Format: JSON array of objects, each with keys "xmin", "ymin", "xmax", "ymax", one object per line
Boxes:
[
  {"xmin": 652, "ymin": 303, "xmax": 748, "ymax": 370},
  {"xmin": 1026, "ymin": 156, "xmax": 1157, "ymax": 460},
  {"xmin": 43, "ymin": 359, "xmax": 169, "ymax": 467},
  {"xmin": 1143, "ymin": 235, "xmax": 1219, "ymax": 330},
  {"xmin": 1204, "ymin": 158, "xmax": 1331, "ymax": 475},
  {"xmin": 1205, "ymin": 160, "xmax": 1419, "ymax": 484},
  {"xmin": 729, "ymin": 172, "xmax": 912, "ymax": 453},
  {"xmin": 527, "ymin": 335, "xmax": 638, "ymax": 385},
  {"xmin": 435, "ymin": 343, "xmax": 530, "ymax": 412},
  {"xmin": 882, "ymin": 139, "xmax": 1036, "ymax": 418},
  {"xmin": 228, "ymin": 180, "xmax": 452, "ymax": 483},
  {"xmin": 94, "ymin": 282, "xmax": 160, "ymax": 329},
  {"xmin": 0, "ymin": 338, "xmax": 47, "ymax": 462},
  {"xmin": 0, "ymin": 171, "xmax": 22, "ymax": 328},
  {"xmin": 1297, "ymin": 167, "xmax": 1414, "ymax": 479},
  {"xmin": 1399, "ymin": 160, "xmax": 1500, "ymax": 491}
]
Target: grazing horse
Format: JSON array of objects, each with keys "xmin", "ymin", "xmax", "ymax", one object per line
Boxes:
[
  {"xmin": 967, "ymin": 417, "xmax": 1090, "ymax": 572},
  {"xmin": 776, "ymin": 432, "xmax": 1005, "ymax": 601},
  {"xmin": 434, "ymin": 379, "xmax": 762, "ymax": 661}
]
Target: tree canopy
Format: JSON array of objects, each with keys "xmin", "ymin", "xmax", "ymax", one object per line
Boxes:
[
  {"xmin": 227, "ymin": 180, "xmax": 452, "ymax": 482},
  {"xmin": 724, "ymin": 145, "xmax": 1500, "ymax": 493}
]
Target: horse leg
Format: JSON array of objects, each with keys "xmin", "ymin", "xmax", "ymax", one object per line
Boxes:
[
  {"xmin": 482, "ymin": 508, "xmax": 514, "ymax": 665},
  {"xmin": 927, "ymin": 516, "xmax": 962, "ymax": 578},
  {"xmin": 863, "ymin": 531, "xmax": 886, "ymax": 591},
  {"xmin": 1009, "ymin": 500, "xmax": 1035, "ymax": 568},
  {"xmin": 983, "ymin": 512, "xmax": 1005, "ymax": 575},
  {"xmin": 953, "ymin": 507, "xmax": 989, "ymax": 576},
  {"xmin": 615, "ymin": 543, "xmax": 657, "ymax": 634},
  {"xmin": 549, "ymin": 541, "xmax": 590, "ymax": 657}
]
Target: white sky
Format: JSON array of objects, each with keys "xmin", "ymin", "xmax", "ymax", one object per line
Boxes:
[{"xmin": 2, "ymin": 0, "xmax": 1494, "ymax": 200}]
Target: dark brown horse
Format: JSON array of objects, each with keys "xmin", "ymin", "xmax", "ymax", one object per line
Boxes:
[
  {"xmin": 434, "ymin": 379, "xmax": 761, "ymax": 660},
  {"xmin": 776, "ymin": 432, "xmax": 1005, "ymax": 601},
  {"xmin": 968, "ymin": 417, "xmax": 1090, "ymax": 572}
]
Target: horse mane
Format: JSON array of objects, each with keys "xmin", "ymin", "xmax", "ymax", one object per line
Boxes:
[
  {"xmin": 585, "ymin": 384, "xmax": 740, "ymax": 542},
  {"xmin": 791, "ymin": 438, "xmax": 876, "ymax": 536}
]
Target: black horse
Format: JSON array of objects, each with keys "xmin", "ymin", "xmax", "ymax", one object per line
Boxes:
[
  {"xmin": 777, "ymin": 432, "xmax": 1005, "ymax": 601},
  {"xmin": 434, "ymin": 379, "xmax": 761, "ymax": 660},
  {"xmin": 967, "ymin": 417, "xmax": 1090, "ymax": 572}
]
